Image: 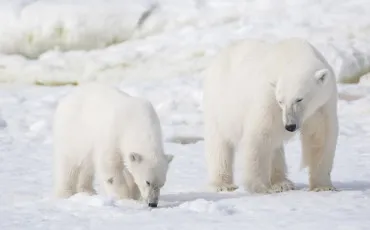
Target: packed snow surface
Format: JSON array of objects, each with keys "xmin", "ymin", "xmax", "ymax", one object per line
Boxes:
[
  {"xmin": 1, "ymin": 0, "xmax": 370, "ymax": 229},
  {"xmin": 0, "ymin": 0, "xmax": 369, "ymax": 84},
  {"xmin": 1, "ymin": 79, "xmax": 370, "ymax": 229}
]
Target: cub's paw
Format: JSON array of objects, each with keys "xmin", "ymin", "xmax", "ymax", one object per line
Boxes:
[
  {"xmin": 270, "ymin": 179, "xmax": 295, "ymax": 193},
  {"xmin": 208, "ymin": 183, "xmax": 239, "ymax": 192},
  {"xmin": 77, "ymin": 188, "xmax": 97, "ymax": 196},
  {"xmin": 244, "ymin": 180, "xmax": 271, "ymax": 194}
]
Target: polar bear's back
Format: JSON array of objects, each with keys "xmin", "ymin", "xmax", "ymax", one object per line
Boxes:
[
  {"xmin": 203, "ymin": 38, "xmax": 327, "ymax": 102},
  {"xmin": 265, "ymin": 38, "xmax": 330, "ymax": 78},
  {"xmin": 53, "ymin": 83, "xmax": 161, "ymax": 155},
  {"xmin": 204, "ymin": 39, "xmax": 270, "ymax": 84},
  {"xmin": 203, "ymin": 39, "xmax": 273, "ymax": 107},
  {"xmin": 56, "ymin": 83, "xmax": 155, "ymax": 120},
  {"xmin": 202, "ymin": 39, "xmax": 272, "ymax": 142},
  {"xmin": 202, "ymin": 38, "xmax": 328, "ymax": 144},
  {"xmin": 204, "ymin": 38, "xmax": 323, "ymax": 88},
  {"xmin": 55, "ymin": 83, "xmax": 139, "ymax": 128}
]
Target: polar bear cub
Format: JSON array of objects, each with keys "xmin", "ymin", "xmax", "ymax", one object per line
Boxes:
[
  {"xmin": 53, "ymin": 83, "xmax": 173, "ymax": 207},
  {"xmin": 203, "ymin": 38, "xmax": 338, "ymax": 193}
]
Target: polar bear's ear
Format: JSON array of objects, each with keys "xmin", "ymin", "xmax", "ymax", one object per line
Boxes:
[
  {"xmin": 165, "ymin": 154, "xmax": 174, "ymax": 163},
  {"xmin": 314, "ymin": 68, "xmax": 329, "ymax": 85},
  {"xmin": 129, "ymin": 152, "xmax": 142, "ymax": 163}
]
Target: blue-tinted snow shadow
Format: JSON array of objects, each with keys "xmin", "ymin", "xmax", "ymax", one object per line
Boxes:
[
  {"xmin": 159, "ymin": 184, "xmax": 312, "ymax": 208},
  {"xmin": 162, "ymin": 191, "xmax": 246, "ymax": 203},
  {"xmin": 160, "ymin": 181, "xmax": 370, "ymax": 203},
  {"xmin": 158, "ymin": 191, "xmax": 247, "ymax": 208},
  {"xmin": 156, "ymin": 181, "xmax": 370, "ymax": 208},
  {"xmin": 289, "ymin": 181, "xmax": 370, "ymax": 192},
  {"xmin": 333, "ymin": 180, "xmax": 370, "ymax": 191},
  {"xmin": 159, "ymin": 187, "xmax": 307, "ymax": 209}
]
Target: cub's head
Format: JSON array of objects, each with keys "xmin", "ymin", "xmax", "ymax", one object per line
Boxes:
[
  {"xmin": 274, "ymin": 67, "xmax": 334, "ymax": 132},
  {"xmin": 126, "ymin": 152, "xmax": 173, "ymax": 208}
]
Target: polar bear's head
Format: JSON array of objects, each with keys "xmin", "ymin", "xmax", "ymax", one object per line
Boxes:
[
  {"xmin": 274, "ymin": 67, "xmax": 334, "ymax": 132},
  {"xmin": 126, "ymin": 152, "xmax": 173, "ymax": 207}
]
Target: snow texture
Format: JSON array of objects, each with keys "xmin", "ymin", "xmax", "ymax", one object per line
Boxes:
[
  {"xmin": 1, "ymin": 79, "xmax": 370, "ymax": 229},
  {"xmin": 0, "ymin": 0, "xmax": 369, "ymax": 84},
  {"xmin": 1, "ymin": 0, "xmax": 370, "ymax": 229}
]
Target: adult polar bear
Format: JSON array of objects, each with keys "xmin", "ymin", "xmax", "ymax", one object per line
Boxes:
[
  {"xmin": 53, "ymin": 83, "xmax": 173, "ymax": 207},
  {"xmin": 203, "ymin": 38, "xmax": 338, "ymax": 194}
]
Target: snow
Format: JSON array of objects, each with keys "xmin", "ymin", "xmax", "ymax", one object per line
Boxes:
[
  {"xmin": 1, "ymin": 79, "xmax": 370, "ymax": 229},
  {"xmin": 0, "ymin": 0, "xmax": 370, "ymax": 84},
  {"xmin": 1, "ymin": 0, "xmax": 370, "ymax": 229}
]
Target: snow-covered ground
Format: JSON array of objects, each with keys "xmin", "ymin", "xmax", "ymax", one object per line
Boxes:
[
  {"xmin": 1, "ymin": 79, "xmax": 370, "ymax": 230},
  {"xmin": 1, "ymin": 0, "xmax": 370, "ymax": 229},
  {"xmin": 0, "ymin": 0, "xmax": 370, "ymax": 84}
]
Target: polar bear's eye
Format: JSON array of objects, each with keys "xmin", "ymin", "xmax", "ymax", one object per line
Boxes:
[
  {"xmin": 146, "ymin": 181, "xmax": 151, "ymax": 186},
  {"xmin": 296, "ymin": 98, "xmax": 303, "ymax": 103}
]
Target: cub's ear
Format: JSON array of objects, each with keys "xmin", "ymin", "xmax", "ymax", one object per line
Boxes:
[
  {"xmin": 314, "ymin": 68, "xmax": 329, "ymax": 85},
  {"xmin": 165, "ymin": 154, "xmax": 174, "ymax": 163},
  {"xmin": 129, "ymin": 152, "xmax": 142, "ymax": 163}
]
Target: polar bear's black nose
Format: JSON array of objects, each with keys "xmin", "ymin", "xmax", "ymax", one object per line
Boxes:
[
  {"xmin": 148, "ymin": 203, "xmax": 158, "ymax": 208},
  {"xmin": 285, "ymin": 124, "xmax": 297, "ymax": 132}
]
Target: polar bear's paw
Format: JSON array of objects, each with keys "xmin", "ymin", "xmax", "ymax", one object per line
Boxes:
[
  {"xmin": 209, "ymin": 183, "xmax": 239, "ymax": 192},
  {"xmin": 270, "ymin": 179, "xmax": 295, "ymax": 193},
  {"xmin": 244, "ymin": 180, "xmax": 271, "ymax": 194},
  {"xmin": 77, "ymin": 186, "xmax": 97, "ymax": 196},
  {"xmin": 310, "ymin": 186, "xmax": 338, "ymax": 192}
]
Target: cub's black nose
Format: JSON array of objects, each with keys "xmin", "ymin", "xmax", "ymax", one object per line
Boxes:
[
  {"xmin": 148, "ymin": 203, "xmax": 158, "ymax": 208},
  {"xmin": 285, "ymin": 124, "xmax": 297, "ymax": 132}
]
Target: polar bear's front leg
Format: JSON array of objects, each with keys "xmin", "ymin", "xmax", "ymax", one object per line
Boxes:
[
  {"xmin": 122, "ymin": 167, "xmax": 141, "ymax": 200},
  {"xmin": 53, "ymin": 153, "xmax": 80, "ymax": 198},
  {"xmin": 205, "ymin": 133, "xmax": 238, "ymax": 192},
  {"xmin": 270, "ymin": 146, "xmax": 295, "ymax": 192},
  {"xmin": 300, "ymin": 103, "xmax": 338, "ymax": 192},
  {"xmin": 242, "ymin": 134, "xmax": 273, "ymax": 194},
  {"xmin": 95, "ymin": 152, "xmax": 131, "ymax": 200},
  {"xmin": 77, "ymin": 158, "xmax": 97, "ymax": 195}
]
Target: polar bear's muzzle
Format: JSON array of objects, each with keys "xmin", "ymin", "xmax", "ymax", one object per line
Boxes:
[
  {"xmin": 148, "ymin": 202, "xmax": 158, "ymax": 208},
  {"xmin": 146, "ymin": 188, "xmax": 160, "ymax": 208},
  {"xmin": 282, "ymin": 107, "xmax": 301, "ymax": 132},
  {"xmin": 285, "ymin": 124, "xmax": 297, "ymax": 132}
]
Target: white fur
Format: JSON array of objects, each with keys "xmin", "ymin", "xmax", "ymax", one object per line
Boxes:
[
  {"xmin": 203, "ymin": 38, "xmax": 338, "ymax": 193},
  {"xmin": 53, "ymin": 83, "xmax": 173, "ymax": 206}
]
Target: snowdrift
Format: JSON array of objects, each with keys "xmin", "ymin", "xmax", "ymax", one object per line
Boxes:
[{"xmin": 0, "ymin": 0, "xmax": 369, "ymax": 85}]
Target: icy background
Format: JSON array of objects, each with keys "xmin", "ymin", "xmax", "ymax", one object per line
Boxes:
[
  {"xmin": 1, "ymin": 0, "xmax": 370, "ymax": 229},
  {"xmin": 0, "ymin": 0, "xmax": 369, "ymax": 84}
]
